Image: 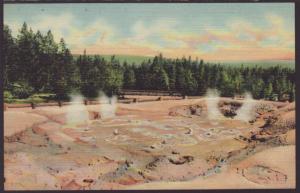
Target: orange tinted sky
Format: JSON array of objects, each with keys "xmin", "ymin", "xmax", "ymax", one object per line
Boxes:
[{"xmin": 4, "ymin": 3, "xmax": 295, "ymax": 61}]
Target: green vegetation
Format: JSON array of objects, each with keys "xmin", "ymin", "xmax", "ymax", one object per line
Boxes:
[
  {"xmin": 73, "ymin": 54, "xmax": 153, "ymax": 65},
  {"xmin": 211, "ymin": 60, "xmax": 295, "ymax": 69},
  {"xmin": 73, "ymin": 55, "xmax": 295, "ymax": 69},
  {"xmin": 4, "ymin": 91, "xmax": 55, "ymax": 104},
  {"xmin": 4, "ymin": 23, "xmax": 295, "ymax": 103}
]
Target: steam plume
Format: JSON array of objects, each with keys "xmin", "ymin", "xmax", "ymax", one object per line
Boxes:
[
  {"xmin": 98, "ymin": 92, "xmax": 117, "ymax": 119},
  {"xmin": 66, "ymin": 94, "xmax": 89, "ymax": 124},
  {"xmin": 205, "ymin": 89, "xmax": 222, "ymax": 119},
  {"xmin": 235, "ymin": 92, "xmax": 256, "ymax": 122}
]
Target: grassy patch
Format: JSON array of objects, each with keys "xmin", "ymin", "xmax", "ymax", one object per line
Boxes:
[{"xmin": 4, "ymin": 93, "xmax": 56, "ymax": 104}]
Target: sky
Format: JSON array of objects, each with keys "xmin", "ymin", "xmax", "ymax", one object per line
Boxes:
[{"xmin": 4, "ymin": 3, "xmax": 295, "ymax": 62}]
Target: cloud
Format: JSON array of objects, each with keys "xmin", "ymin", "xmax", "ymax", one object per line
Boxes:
[
  {"xmin": 129, "ymin": 19, "xmax": 178, "ymax": 45},
  {"xmin": 66, "ymin": 19, "xmax": 116, "ymax": 49},
  {"xmin": 151, "ymin": 13, "xmax": 294, "ymax": 61},
  {"xmin": 265, "ymin": 13, "xmax": 285, "ymax": 28},
  {"xmin": 4, "ymin": 12, "xmax": 294, "ymax": 61},
  {"xmin": 5, "ymin": 12, "xmax": 116, "ymax": 52},
  {"xmin": 6, "ymin": 13, "xmax": 74, "ymax": 42}
]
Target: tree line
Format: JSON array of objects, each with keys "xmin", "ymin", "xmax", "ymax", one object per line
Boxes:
[{"xmin": 3, "ymin": 23, "xmax": 295, "ymax": 101}]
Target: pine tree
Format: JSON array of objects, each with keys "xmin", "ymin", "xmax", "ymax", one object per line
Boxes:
[
  {"xmin": 219, "ymin": 70, "xmax": 234, "ymax": 97},
  {"xmin": 3, "ymin": 25, "xmax": 18, "ymax": 89},
  {"xmin": 264, "ymin": 82, "xmax": 273, "ymax": 100},
  {"xmin": 51, "ymin": 38, "xmax": 71, "ymax": 99},
  {"xmin": 157, "ymin": 68, "xmax": 170, "ymax": 90},
  {"xmin": 123, "ymin": 62, "xmax": 136, "ymax": 89},
  {"xmin": 43, "ymin": 30, "xmax": 59, "ymax": 92},
  {"xmin": 182, "ymin": 70, "xmax": 198, "ymax": 95},
  {"xmin": 168, "ymin": 63, "xmax": 176, "ymax": 91},
  {"xmin": 252, "ymin": 78, "xmax": 264, "ymax": 99},
  {"xmin": 104, "ymin": 63, "xmax": 123, "ymax": 96},
  {"xmin": 30, "ymin": 30, "xmax": 45, "ymax": 91},
  {"xmin": 3, "ymin": 23, "xmax": 296, "ymax": 101},
  {"xmin": 16, "ymin": 22, "xmax": 35, "ymax": 82},
  {"xmin": 175, "ymin": 62, "xmax": 185, "ymax": 94}
]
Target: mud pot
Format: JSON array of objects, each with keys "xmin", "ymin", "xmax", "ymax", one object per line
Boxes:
[{"xmin": 4, "ymin": 98, "xmax": 295, "ymax": 190}]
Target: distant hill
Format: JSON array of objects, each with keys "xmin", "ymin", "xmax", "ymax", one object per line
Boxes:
[
  {"xmin": 73, "ymin": 54, "xmax": 295, "ymax": 69},
  {"xmin": 209, "ymin": 60, "xmax": 295, "ymax": 69},
  {"xmin": 73, "ymin": 54, "xmax": 153, "ymax": 65}
]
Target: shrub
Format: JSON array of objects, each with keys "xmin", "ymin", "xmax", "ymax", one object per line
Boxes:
[
  {"xmin": 4, "ymin": 91, "xmax": 13, "ymax": 99},
  {"xmin": 28, "ymin": 95, "xmax": 45, "ymax": 103},
  {"xmin": 11, "ymin": 82, "xmax": 34, "ymax": 99},
  {"xmin": 4, "ymin": 91, "xmax": 14, "ymax": 103}
]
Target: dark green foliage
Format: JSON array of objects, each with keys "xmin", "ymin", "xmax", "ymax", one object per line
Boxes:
[
  {"xmin": 4, "ymin": 91, "xmax": 14, "ymax": 103},
  {"xmin": 51, "ymin": 38, "xmax": 75, "ymax": 99},
  {"xmin": 3, "ymin": 25, "xmax": 18, "ymax": 89},
  {"xmin": 4, "ymin": 24, "xmax": 77, "ymax": 100},
  {"xmin": 182, "ymin": 70, "xmax": 198, "ymax": 95},
  {"xmin": 264, "ymin": 82, "xmax": 273, "ymax": 100},
  {"xmin": 103, "ymin": 56, "xmax": 124, "ymax": 96},
  {"xmin": 123, "ymin": 62, "xmax": 136, "ymax": 89},
  {"xmin": 10, "ymin": 82, "xmax": 34, "ymax": 99},
  {"xmin": 3, "ymin": 24, "xmax": 295, "ymax": 102},
  {"xmin": 157, "ymin": 68, "xmax": 170, "ymax": 90},
  {"xmin": 289, "ymin": 88, "xmax": 295, "ymax": 102},
  {"xmin": 77, "ymin": 50, "xmax": 99, "ymax": 97}
]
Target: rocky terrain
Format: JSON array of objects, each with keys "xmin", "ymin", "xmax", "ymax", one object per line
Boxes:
[{"xmin": 4, "ymin": 98, "xmax": 295, "ymax": 190}]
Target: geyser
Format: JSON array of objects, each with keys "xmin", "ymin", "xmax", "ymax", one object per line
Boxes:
[
  {"xmin": 205, "ymin": 89, "xmax": 223, "ymax": 119},
  {"xmin": 66, "ymin": 94, "xmax": 89, "ymax": 124},
  {"xmin": 235, "ymin": 92, "xmax": 256, "ymax": 122},
  {"xmin": 98, "ymin": 92, "xmax": 117, "ymax": 119}
]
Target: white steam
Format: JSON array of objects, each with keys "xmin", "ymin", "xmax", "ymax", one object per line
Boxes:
[
  {"xmin": 66, "ymin": 94, "xmax": 89, "ymax": 124},
  {"xmin": 205, "ymin": 89, "xmax": 222, "ymax": 119},
  {"xmin": 98, "ymin": 92, "xmax": 117, "ymax": 119},
  {"xmin": 235, "ymin": 92, "xmax": 256, "ymax": 122}
]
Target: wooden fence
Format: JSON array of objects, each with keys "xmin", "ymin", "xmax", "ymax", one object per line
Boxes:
[
  {"xmin": 4, "ymin": 89, "xmax": 192, "ymax": 110},
  {"xmin": 118, "ymin": 89, "xmax": 182, "ymax": 97},
  {"xmin": 4, "ymin": 96, "xmax": 182, "ymax": 110}
]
